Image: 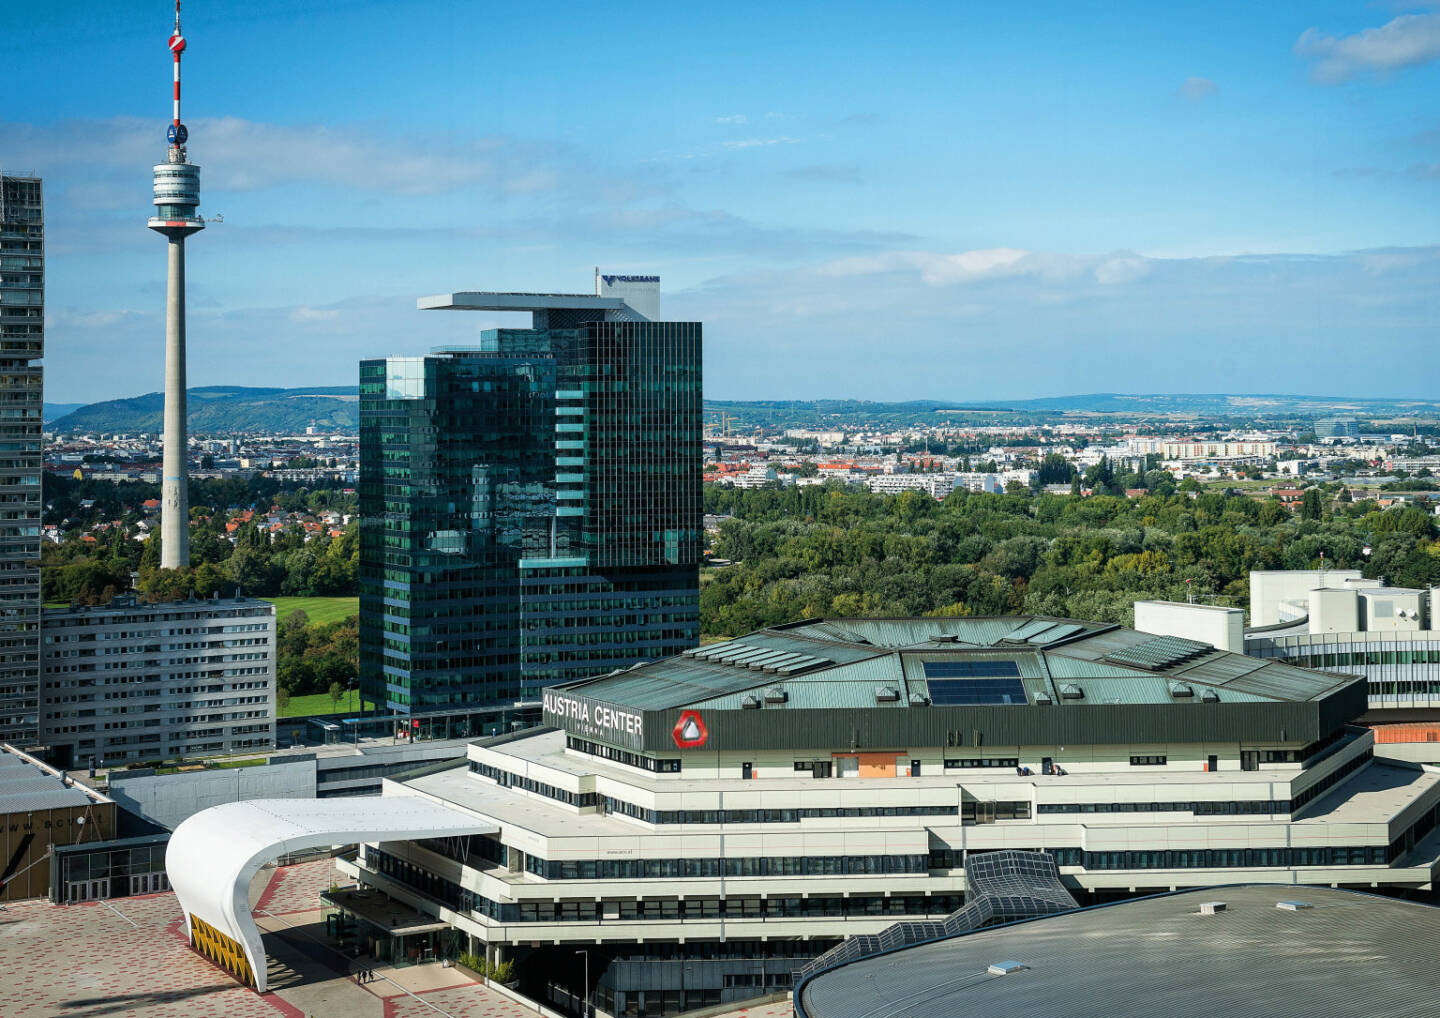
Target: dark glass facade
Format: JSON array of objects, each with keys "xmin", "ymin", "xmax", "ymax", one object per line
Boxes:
[{"xmin": 359, "ymin": 319, "xmax": 700, "ymax": 713}]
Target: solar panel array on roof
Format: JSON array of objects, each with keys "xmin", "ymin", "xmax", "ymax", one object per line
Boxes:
[
  {"xmin": 1104, "ymin": 634, "xmax": 1213, "ymax": 671},
  {"xmin": 927, "ymin": 677, "xmax": 1029, "ymax": 705},
  {"xmin": 923, "ymin": 660, "xmax": 1023, "ymax": 679}
]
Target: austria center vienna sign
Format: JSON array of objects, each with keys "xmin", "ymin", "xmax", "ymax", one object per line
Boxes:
[{"xmin": 543, "ymin": 690, "xmax": 644, "ymax": 750}]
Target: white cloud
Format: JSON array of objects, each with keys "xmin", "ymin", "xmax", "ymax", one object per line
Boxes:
[
  {"xmin": 0, "ymin": 115, "xmax": 632, "ymax": 201},
  {"xmin": 715, "ymin": 114, "xmax": 748, "ymax": 125},
  {"xmin": 289, "ymin": 306, "xmax": 340, "ymax": 322},
  {"xmin": 677, "ymin": 246, "xmax": 1440, "ymax": 401},
  {"xmin": 722, "ymin": 137, "xmax": 801, "ymax": 149},
  {"xmin": 814, "ymin": 248, "xmax": 1152, "ymax": 287},
  {"xmin": 1176, "ymin": 76, "xmax": 1218, "ymax": 101},
  {"xmin": 1296, "ymin": 13, "xmax": 1440, "ymax": 82}
]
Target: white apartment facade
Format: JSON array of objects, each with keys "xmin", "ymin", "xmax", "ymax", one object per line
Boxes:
[{"xmin": 40, "ymin": 595, "xmax": 276, "ymax": 767}]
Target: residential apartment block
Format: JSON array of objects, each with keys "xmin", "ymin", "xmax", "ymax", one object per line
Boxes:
[
  {"xmin": 40, "ymin": 595, "xmax": 276, "ymax": 767},
  {"xmin": 0, "ymin": 174, "xmax": 44, "ymax": 744}
]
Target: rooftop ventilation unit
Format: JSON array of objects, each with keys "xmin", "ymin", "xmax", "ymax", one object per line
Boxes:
[
  {"xmin": 740, "ymin": 695, "xmax": 761, "ymax": 710},
  {"xmin": 875, "ymin": 686, "xmax": 901, "ymax": 703},
  {"xmin": 929, "ymin": 634, "xmax": 959, "ymax": 643},
  {"xmin": 987, "ymin": 961, "xmax": 1028, "ymax": 976},
  {"xmin": 908, "ymin": 692, "xmax": 930, "ymax": 706},
  {"xmin": 763, "ymin": 687, "xmax": 788, "ymax": 704},
  {"xmin": 1276, "ymin": 901, "xmax": 1312, "ymax": 911},
  {"xmin": 1199, "ymin": 901, "xmax": 1227, "ymax": 915},
  {"xmin": 1169, "ymin": 682, "xmax": 1194, "ymax": 698},
  {"xmin": 1034, "ymin": 691, "xmax": 1053, "ymax": 705},
  {"xmin": 1059, "ymin": 683, "xmax": 1084, "ymax": 700},
  {"xmin": 1201, "ymin": 689, "xmax": 1221, "ymax": 703}
]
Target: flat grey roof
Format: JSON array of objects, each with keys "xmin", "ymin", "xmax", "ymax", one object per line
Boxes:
[
  {"xmin": 42, "ymin": 596, "xmax": 272, "ymax": 620},
  {"xmin": 799, "ymin": 884, "xmax": 1440, "ymax": 1018}
]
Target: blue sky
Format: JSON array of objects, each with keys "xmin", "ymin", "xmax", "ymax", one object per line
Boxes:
[{"xmin": 7, "ymin": 0, "xmax": 1440, "ymax": 403}]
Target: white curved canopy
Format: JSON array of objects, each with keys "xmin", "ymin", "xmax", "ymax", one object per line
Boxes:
[{"xmin": 166, "ymin": 794, "xmax": 495, "ymax": 992}]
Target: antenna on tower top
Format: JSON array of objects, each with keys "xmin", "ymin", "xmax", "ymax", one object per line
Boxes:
[{"xmin": 167, "ymin": 0, "xmax": 189, "ymax": 158}]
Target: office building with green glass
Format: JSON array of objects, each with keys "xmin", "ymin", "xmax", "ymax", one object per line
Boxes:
[{"xmin": 358, "ymin": 278, "xmax": 701, "ymax": 715}]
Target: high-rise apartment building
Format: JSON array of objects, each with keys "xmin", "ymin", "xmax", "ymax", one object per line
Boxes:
[
  {"xmin": 358, "ymin": 279, "xmax": 701, "ymax": 714},
  {"xmin": 0, "ymin": 174, "xmax": 45, "ymax": 745},
  {"xmin": 39, "ymin": 595, "xmax": 277, "ymax": 769}
]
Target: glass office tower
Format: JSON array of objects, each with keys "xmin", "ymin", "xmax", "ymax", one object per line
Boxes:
[
  {"xmin": 359, "ymin": 303, "xmax": 701, "ymax": 714},
  {"xmin": 0, "ymin": 175, "xmax": 44, "ymax": 745}
]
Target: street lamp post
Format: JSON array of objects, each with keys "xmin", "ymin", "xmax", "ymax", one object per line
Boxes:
[{"xmin": 575, "ymin": 949, "xmax": 590, "ymax": 1018}]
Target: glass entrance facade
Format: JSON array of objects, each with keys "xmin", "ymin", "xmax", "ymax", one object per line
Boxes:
[{"xmin": 323, "ymin": 894, "xmax": 463, "ymax": 966}]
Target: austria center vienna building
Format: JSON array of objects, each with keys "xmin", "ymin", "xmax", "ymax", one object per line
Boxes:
[
  {"xmin": 357, "ymin": 275, "xmax": 701, "ymax": 715},
  {"xmin": 167, "ymin": 614, "xmax": 1440, "ymax": 1012}
]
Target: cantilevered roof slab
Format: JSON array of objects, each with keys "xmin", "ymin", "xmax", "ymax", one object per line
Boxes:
[
  {"xmin": 166, "ymin": 795, "xmax": 494, "ymax": 993},
  {"xmin": 418, "ymin": 292, "xmax": 631, "ymax": 312}
]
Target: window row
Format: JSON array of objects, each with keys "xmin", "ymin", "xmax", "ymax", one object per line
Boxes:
[
  {"xmin": 1036, "ymin": 799, "xmax": 1290, "ymax": 816},
  {"xmin": 524, "ymin": 853, "xmax": 929, "ymax": 881}
]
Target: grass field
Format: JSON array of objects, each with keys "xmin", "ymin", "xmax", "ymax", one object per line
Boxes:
[
  {"xmin": 269, "ymin": 596, "xmax": 359, "ymax": 626},
  {"xmin": 279, "ymin": 690, "xmax": 373, "ymax": 717}
]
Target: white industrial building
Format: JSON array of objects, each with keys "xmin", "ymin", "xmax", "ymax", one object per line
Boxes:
[{"xmin": 1137, "ymin": 571, "xmax": 1440, "ymax": 712}]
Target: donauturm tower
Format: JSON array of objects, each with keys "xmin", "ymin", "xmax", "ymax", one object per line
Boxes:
[{"xmin": 147, "ymin": 0, "xmax": 203, "ymax": 569}]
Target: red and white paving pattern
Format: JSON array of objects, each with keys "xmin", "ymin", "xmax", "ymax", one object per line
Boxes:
[
  {"xmin": 0, "ymin": 861, "xmax": 796, "ymax": 1018},
  {"xmin": 0, "ymin": 891, "xmax": 299, "ymax": 1018},
  {"xmin": 0, "ymin": 859, "xmax": 554, "ymax": 1018}
]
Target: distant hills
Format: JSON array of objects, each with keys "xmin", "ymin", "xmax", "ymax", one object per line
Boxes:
[
  {"xmin": 42, "ymin": 402, "xmax": 86, "ymax": 424},
  {"xmin": 706, "ymin": 393, "xmax": 1440, "ymax": 428},
  {"xmin": 49, "ymin": 386, "xmax": 358, "ymax": 435},
  {"xmin": 46, "ymin": 386, "xmax": 1440, "ymax": 436}
]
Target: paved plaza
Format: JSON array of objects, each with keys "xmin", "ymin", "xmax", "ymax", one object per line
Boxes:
[{"xmin": 0, "ymin": 859, "xmax": 553, "ymax": 1018}]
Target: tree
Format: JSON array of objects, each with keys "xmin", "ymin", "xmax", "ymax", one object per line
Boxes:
[
  {"xmin": 1035, "ymin": 453, "xmax": 1074, "ymax": 486},
  {"xmin": 276, "ymin": 687, "xmax": 291, "ymax": 712},
  {"xmin": 328, "ymin": 681, "xmax": 344, "ymax": 713},
  {"xmin": 1301, "ymin": 488, "xmax": 1323, "ymax": 522}
]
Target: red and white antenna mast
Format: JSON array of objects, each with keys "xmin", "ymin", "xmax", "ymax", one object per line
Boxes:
[{"xmin": 169, "ymin": 0, "xmax": 187, "ymax": 153}]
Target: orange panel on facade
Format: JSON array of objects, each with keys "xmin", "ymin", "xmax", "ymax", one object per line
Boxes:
[
  {"xmin": 1371, "ymin": 724, "xmax": 1440, "ymax": 744},
  {"xmin": 832, "ymin": 752, "xmax": 901, "ymax": 778}
]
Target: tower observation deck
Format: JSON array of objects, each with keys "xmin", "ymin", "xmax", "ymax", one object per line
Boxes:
[{"xmin": 147, "ymin": 0, "xmax": 203, "ymax": 569}]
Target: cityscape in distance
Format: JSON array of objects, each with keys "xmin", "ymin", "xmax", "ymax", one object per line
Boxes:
[{"xmin": 2, "ymin": 2, "xmax": 1438, "ymax": 1018}]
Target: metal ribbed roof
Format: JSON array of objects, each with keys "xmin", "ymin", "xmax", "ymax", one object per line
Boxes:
[
  {"xmin": 799, "ymin": 885, "xmax": 1440, "ymax": 1018},
  {"xmin": 567, "ymin": 617, "xmax": 1351, "ymax": 711},
  {"xmin": 0, "ymin": 787, "xmax": 93, "ymax": 811}
]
